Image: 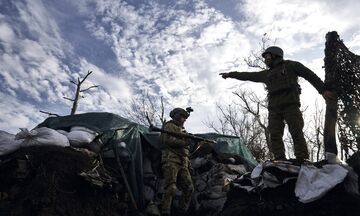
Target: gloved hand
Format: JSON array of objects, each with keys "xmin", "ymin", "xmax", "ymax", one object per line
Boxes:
[
  {"xmin": 219, "ymin": 72, "xmax": 234, "ymax": 79},
  {"xmin": 322, "ymin": 90, "xmax": 336, "ymax": 101}
]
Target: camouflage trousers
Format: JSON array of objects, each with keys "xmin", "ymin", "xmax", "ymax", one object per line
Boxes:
[
  {"xmin": 161, "ymin": 161, "xmax": 194, "ymax": 214},
  {"xmin": 268, "ymin": 105, "xmax": 309, "ymax": 160}
]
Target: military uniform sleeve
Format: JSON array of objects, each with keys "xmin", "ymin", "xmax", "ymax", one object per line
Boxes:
[
  {"xmin": 161, "ymin": 122, "xmax": 188, "ymax": 148},
  {"xmin": 228, "ymin": 71, "xmax": 267, "ymax": 83},
  {"xmin": 292, "ymin": 61, "xmax": 325, "ymax": 94}
]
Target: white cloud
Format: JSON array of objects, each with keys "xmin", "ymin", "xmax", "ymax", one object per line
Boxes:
[
  {"xmin": 0, "ymin": 21, "xmax": 15, "ymax": 45},
  {"xmin": 0, "ymin": 92, "xmax": 44, "ymax": 134},
  {"xmin": 56, "ymin": 58, "xmax": 133, "ymax": 115},
  {"xmin": 79, "ymin": 58, "xmax": 133, "ymax": 101},
  {"xmin": 348, "ymin": 32, "xmax": 360, "ymax": 53},
  {"xmin": 0, "ymin": 1, "xmax": 75, "ymax": 104},
  {"xmin": 15, "ymin": 0, "xmax": 69, "ymax": 57},
  {"xmin": 238, "ymin": 0, "xmax": 360, "ymax": 55},
  {"xmin": 73, "ymin": 0, "xmax": 255, "ymax": 132}
]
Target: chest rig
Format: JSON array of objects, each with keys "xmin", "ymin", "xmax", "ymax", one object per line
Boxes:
[{"xmin": 266, "ymin": 61, "xmax": 301, "ymax": 96}]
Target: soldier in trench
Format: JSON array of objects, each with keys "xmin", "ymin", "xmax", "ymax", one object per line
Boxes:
[{"xmin": 160, "ymin": 108, "xmax": 194, "ymax": 216}]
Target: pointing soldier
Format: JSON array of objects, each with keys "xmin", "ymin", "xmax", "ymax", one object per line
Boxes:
[
  {"xmin": 220, "ymin": 46, "xmax": 335, "ymax": 161},
  {"xmin": 160, "ymin": 107, "xmax": 194, "ymax": 216}
]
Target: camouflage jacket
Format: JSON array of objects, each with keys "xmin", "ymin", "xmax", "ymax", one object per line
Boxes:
[
  {"xmin": 228, "ymin": 60, "xmax": 325, "ymax": 110},
  {"xmin": 160, "ymin": 120, "xmax": 190, "ymax": 165}
]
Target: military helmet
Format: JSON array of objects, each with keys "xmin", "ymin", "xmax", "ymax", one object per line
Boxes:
[
  {"xmin": 170, "ymin": 108, "xmax": 190, "ymax": 119},
  {"xmin": 262, "ymin": 46, "xmax": 284, "ymax": 58}
]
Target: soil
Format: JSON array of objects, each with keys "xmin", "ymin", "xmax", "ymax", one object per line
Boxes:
[{"xmin": 0, "ymin": 146, "xmax": 132, "ymax": 216}]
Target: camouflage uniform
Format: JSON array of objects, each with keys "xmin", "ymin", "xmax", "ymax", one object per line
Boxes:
[
  {"xmin": 227, "ymin": 60, "xmax": 325, "ymax": 160},
  {"xmin": 160, "ymin": 120, "xmax": 194, "ymax": 215}
]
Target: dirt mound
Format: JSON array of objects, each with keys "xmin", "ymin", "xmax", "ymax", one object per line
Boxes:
[{"xmin": 0, "ymin": 146, "xmax": 129, "ymax": 216}]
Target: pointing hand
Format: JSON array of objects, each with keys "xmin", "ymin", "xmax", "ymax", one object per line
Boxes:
[{"xmin": 219, "ymin": 72, "xmax": 230, "ymax": 79}]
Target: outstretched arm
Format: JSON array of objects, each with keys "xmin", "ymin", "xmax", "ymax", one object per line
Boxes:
[{"xmin": 219, "ymin": 71, "xmax": 267, "ymax": 83}]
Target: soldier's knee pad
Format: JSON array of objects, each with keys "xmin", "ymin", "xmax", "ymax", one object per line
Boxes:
[{"xmin": 165, "ymin": 183, "xmax": 177, "ymax": 196}]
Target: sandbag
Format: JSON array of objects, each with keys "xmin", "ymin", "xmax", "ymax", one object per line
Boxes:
[
  {"xmin": 56, "ymin": 130, "xmax": 69, "ymax": 136},
  {"xmin": 0, "ymin": 130, "xmax": 23, "ymax": 156},
  {"xmin": 15, "ymin": 127, "xmax": 70, "ymax": 147},
  {"xmin": 66, "ymin": 126, "xmax": 97, "ymax": 147}
]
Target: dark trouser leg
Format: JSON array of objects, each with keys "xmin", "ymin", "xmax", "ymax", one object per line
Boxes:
[
  {"xmin": 268, "ymin": 111, "xmax": 286, "ymax": 160},
  {"xmin": 177, "ymin": 166, "xmax": 194, "ymax": 211},
  {"xmin": 161, "ymin": 162, "xmax": 180, "ymax": 214},
  {"xmin": 284, "ymin": 107, "xmax": 309, "ymax": 160}
]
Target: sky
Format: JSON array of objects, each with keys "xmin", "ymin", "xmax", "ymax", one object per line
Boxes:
[{"xmin": 1, "ymin": 0, "xmax": 360, "ymax": 134}]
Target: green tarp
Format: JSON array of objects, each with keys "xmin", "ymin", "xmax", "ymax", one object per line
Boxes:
[{"xmin": 37, "ymin": 112, "xmax": 257, "ymax": 209}]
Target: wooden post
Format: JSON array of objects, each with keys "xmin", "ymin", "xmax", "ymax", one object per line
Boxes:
[{"xmin": 323, "ymin": 97, "xmax": 338, "ymax": 155}]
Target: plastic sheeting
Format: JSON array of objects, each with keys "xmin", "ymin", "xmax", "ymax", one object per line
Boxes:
[{"xmin": 295, "ymin": 164, "xmax": 348, "ymax": 203}]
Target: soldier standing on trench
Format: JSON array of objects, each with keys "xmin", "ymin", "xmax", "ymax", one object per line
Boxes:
[{"xmin": 220, "ymin": 46, "xmax": 335, "ymax": 161}]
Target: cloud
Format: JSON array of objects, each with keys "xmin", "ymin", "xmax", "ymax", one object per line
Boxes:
[
  {"xmin": 0, "ymin": 1, "xmax": 74, "ymax": 105},
  {"xmin": 348, "ymin": 32, "xmax": 360, "ymax": 53},
  {"xmin": 237, "ymin": 0, "xmax": 360, "ymax": 55},
  {"xmin": 15, "ymin": 0, "xmax": 69, "ymax": 57},
  {"xmin": 0, "ymin": 21, "xmax": 15, "ymax": 46},
  {"xmin": 74, "ymin": 0, "xmax": 252, "ymax": 130},
  {"xmin": 0, "ymin": 92, "xmax": 44, "ymax": 134},
  {"xmin": 79, "ymin": 58, "xmax": 132, "ymax": 99}
]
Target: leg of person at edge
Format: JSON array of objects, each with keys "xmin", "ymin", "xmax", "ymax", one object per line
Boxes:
[
  {"xmin": 220, "ymin": 46, "xmax": 336, "ymax": 161},
  {"xmin": 160, "ymin": 108, "xmax": 194, "ymax": 216}
]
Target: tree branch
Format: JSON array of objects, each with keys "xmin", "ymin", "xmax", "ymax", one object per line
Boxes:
[
  {"xmin": 80, "ymin": 85, "xmax": 100, "ymax": 92},
  {"xmin": 63, "ymin": 96, "xmax": 75, "ymax": 101},
  {"xmin": 40, "ymin": 110, "xmax": 60, "ymax": 117},
  {"xmin": 80, "ymin": 70, "xmax": 93, "ymax": 84}
]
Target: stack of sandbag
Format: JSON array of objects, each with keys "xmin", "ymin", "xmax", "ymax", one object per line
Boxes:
[
  {"xmin": 142, "ymin": 155, "xmax": 161, "ymax": 216},
  {"xmin": 140, "ymin": 141, "xmax": 254, "ymax": 216},
  {"xmin": 0, "ymin": 126, "xmax": 100, "ymax": 157},
  {"xmin": 190, "ymin": 153, "xmax": 248, "ymax": 215},
  {"xmin": 60, "ymin": 126, "xmax": 98, "ymax": 148},
  {"xmin": 0, "ymin": 127, "xmax": 71, "ymax": 157},
  {"xmin": 15, "ymin": 127, "xmax": 70, "ymax": 147},
  {"xmin": 140, "ymin": 139, "xmax": 162, "ymax": 216},
  {"xmin": 57, "ymin": 126, "xmax": 100, "ymax": 152}
]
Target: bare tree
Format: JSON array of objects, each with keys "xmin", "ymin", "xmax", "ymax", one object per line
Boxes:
[
  {"xmin": 63, "ymin": 70, "xmax": 99, "ymax": 115},
  {"xmin": 303, "ymin": 100, "xmax": 325, "ymax": 161},
  {"xmin": 243, "ymin": 33, "xmax": 275, "ymax": 70},
  {"xmin": 39, "ymin": 70, "xmax": 99, "ymax": 117},
  {"xmin": 204, "ymin": 89, "xmax": 271, "ymax": 161},
  {"xmin": 124, "ymin": 90, "xmax": 167, "ymax": 127},
  {"xmin": 232, "ymin": 90, "xmax": 270, "ymax": 150}
]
